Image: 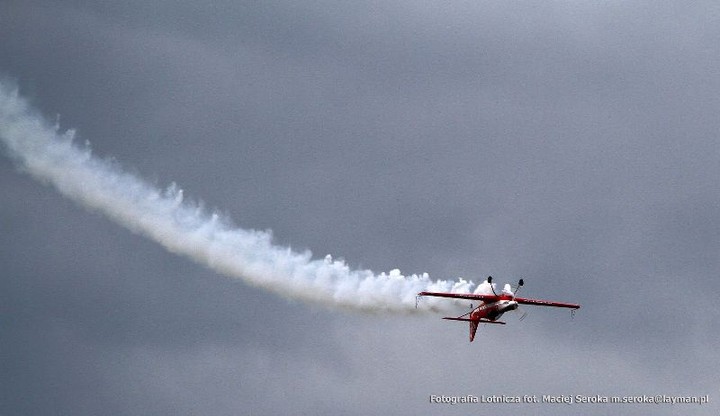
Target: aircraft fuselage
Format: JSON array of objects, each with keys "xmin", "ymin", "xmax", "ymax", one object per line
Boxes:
[{"xmin": 471, "ymin": 299, "xmax": 518, "ymax": 321}]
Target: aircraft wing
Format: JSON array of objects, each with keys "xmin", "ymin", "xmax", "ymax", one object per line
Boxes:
[
  {"xmin": 417, "ymin": 292, "xmax": 580, "ymax": 309},
  {"xmin": 514, "ymin": 296, "xmax": 580, "ymax": 309},
  {"xmin": 417, "ymin": 291, "xmax": 500, "ymax": 302}
]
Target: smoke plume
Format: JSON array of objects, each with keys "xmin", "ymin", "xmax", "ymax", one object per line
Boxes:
[{"xmin": 0, "ymin": 82, "xmax": 483, "ymax": 312}]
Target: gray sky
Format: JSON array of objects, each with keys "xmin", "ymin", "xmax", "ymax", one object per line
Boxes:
[{"xmin": 2, "ymin": 1, "xmax": 719, "ymax": 415}]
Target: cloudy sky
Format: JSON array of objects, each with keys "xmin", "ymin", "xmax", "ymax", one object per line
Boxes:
[{"xmin": 1, "ymin": 1, "xmax": 719, "ymax": 415}]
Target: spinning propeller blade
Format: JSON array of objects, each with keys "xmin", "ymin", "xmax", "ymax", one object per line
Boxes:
[{"xmin": 512, "ymin": 278, "xmax": 527, "ymax": 321}]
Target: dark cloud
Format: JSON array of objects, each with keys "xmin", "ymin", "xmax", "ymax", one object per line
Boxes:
[{"xmin": 2, "ymin": 0, "xmax": 720, "ymax": 414}]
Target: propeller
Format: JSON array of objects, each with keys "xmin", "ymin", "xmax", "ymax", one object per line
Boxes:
[
  {"xmin": 511, "ymin": 278, "xmax": 528, "ymax": 321},
  {"xmin": 488, "ymin": 276, "xmax": 529, "ymax": 320}
]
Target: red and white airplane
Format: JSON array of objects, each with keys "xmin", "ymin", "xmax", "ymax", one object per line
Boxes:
[{"xmin": 417, "ymin": 277, "xmax": 580, "ymax": 342}]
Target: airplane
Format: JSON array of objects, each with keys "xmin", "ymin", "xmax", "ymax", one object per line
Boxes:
[{"xmin": 417, "ymin": 277, "xmax": 580, "ymax": 342}]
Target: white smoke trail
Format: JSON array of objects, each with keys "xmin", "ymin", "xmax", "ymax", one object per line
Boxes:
[{"xmin": 0, "ymin": 82, "xmax": 485, "ymax": 312}]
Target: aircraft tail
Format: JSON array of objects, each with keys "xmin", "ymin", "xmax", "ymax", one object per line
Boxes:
[
  {"xmin": 469, "ymin": 320, "xmax": 479, "ymax": 342},
  {"xmin": 442, "ymin": 317, "xmax": 506, "ymax": 342},
  {"xmin": 442, "ymin": 316, "xmax": 480, "ymax": 340}
]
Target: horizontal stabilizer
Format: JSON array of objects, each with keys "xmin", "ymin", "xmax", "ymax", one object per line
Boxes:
[{"xmin": 442, "ymin": 317, "xmax": 506, "ymax": 324}]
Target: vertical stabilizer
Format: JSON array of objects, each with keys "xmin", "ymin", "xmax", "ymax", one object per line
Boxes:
[{"xmin": 469, "ymin": 320, "xmax": 479, "ymax": 342}]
